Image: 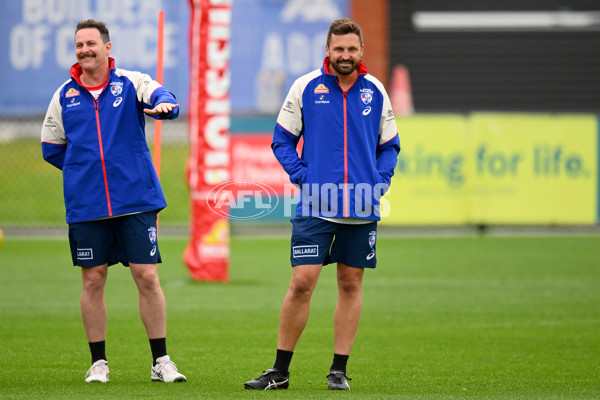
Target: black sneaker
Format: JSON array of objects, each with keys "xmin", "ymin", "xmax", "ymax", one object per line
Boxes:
[
  {"xmin": 244, "ymin": 368, "xmax": 290, "ymax": 390},
  {"xmin": 327, "ymin": 370, "xmax": 351, "ymax": 390}
]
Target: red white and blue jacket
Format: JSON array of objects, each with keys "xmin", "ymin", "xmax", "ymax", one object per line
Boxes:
[
  {"xmin": 273, "ymin": 58, "xmax": 401, "ymax": 221},
  {"xmin": 41, "ymin": 58, "xmax": 178, "ymax": 224}
]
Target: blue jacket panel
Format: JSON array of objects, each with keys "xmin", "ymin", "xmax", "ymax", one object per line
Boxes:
[
  {"xmin": 273, "ymin": 58, "xmax": 400, "ymax": 221},
  {"xmin": 42, "ymin": 58, "xmax": 178, "ymax": 224}
]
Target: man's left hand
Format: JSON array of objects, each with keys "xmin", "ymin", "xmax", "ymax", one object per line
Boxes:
[{"xmin": 144, "ymin": 103, "xmax": 179, "ymax": 115}]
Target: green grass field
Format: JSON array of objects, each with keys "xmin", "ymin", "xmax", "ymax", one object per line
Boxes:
[{"xmin": 0, "ymin": 235, "xmax": 598, "ymax": 399}]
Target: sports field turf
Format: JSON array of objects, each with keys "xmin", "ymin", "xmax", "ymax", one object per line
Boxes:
[{"xmin": 0, "ymin": 235, "xmax": 598, "ymax": 399}]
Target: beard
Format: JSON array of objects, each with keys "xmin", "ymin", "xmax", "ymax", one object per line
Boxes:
[{"xmin": 329, "ymin": 58, "xmax": 359, "ymax": 75}]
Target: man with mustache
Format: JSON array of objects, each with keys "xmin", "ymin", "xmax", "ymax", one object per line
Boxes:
[
  {"xmin": 41, "ymin": 19, "xmax": 186, "ymax": 384},
  {"xmin": 244, "ymin": 18, "xmax": 400, "ymax": 391}
]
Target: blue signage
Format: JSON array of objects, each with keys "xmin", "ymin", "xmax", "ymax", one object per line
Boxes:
[
  {"xmin": 0, "ymin": 0, "xmax": 348, "ymax": 116},
  {"xmin": 230, "ymin": 0, "xmax": 348, "ymax": 114},
  {"xmin": 0, "ymin": 0, "xmax": 189, "ymax": 116}
]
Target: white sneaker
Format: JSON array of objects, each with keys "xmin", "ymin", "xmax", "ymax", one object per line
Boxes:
[
  {"xmin": 151, "ymin": 355, "xmax": 186, "ymax": 382},
  {"xmin": 85, "ymin": 359, "xmax": 109, "ymax": 383}
]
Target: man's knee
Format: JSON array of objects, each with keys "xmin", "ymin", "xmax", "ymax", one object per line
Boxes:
[
  {"xmin": 131, "ymin": 265, "xmax": 160, "ymax": 291},
  {"xmin": 338, "ymin": 277, "xmax": 362, "ymax": 293},
  {"xmin": 82, "ymin": 266, "xmax": 107, "ymax": 292},
  {"xmin": 337, "ymin": 266, "xmax": 363, "ymax": 293},
  {"xmin": 289, "ymin": 272, "xmax": 319, "ymax": 298},
  {"xmin": 289, "ymin": 277, "xmax": 313, "ymax": 296}
]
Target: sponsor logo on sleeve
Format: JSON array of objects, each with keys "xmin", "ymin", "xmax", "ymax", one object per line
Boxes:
[
  {"xmin": 282, "ymin": 101, "xmax": 295, "ymax": 114},
  {"xmin": 44, "ymin": 116, "xmax": 57, "ymax": 128},
  {"xmin": 385, "ymin": 109, "xmax": 395, "ymax": 121}
]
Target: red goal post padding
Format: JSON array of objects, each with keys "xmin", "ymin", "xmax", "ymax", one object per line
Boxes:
[{"xmin": 184, "ymin": 0, "xmax": 232, "ymax": 281}]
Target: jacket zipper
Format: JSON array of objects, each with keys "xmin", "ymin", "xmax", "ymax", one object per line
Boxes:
[
  {"xmin": 94, "ymin": 98, "xmax": 112, "ymax": 216},
  {"xmin": 343, "ymin": 92, "xmax": 348, "ymax": 218}
]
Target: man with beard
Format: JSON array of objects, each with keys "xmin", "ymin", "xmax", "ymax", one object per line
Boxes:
[
  {"xmin": 244, "ymin": 18, "xmax": 400, "ymax": 391},
  {"xmin": 41, "ymin": 19, "xmax": 186, "ymax": 384}
]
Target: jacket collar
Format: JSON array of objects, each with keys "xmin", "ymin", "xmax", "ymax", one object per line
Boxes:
[{"xmin": 69, "ymin": 57, "xmax": 115, "ymax": 86}]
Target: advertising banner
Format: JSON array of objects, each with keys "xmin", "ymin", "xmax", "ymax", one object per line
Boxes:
[
  {"xmin": 229, "ymin": 0, "xmax": 348, "ymax": 114},
  {"xmin": 382, "ymin": 115, "xmax": 470, "ymax": 225},
  {"xmin": 2, "ymin": 0, "xmax": 348, "ymax": 115},
  {"xmin": 382, "ymin": 114, "xmax": 598, "ymax": 226},
  {"xmin": 230, "ymin": 134, "xmax": 290, "ymax": 194},
  {"xmin": 0, "ymin": 0, "xmax": 189, "ymax": 115},
  {"xmin": 184, "ymin": 0, "xmax": 231, "ymax": 282},
  {"xmin": 228, "ymin": 133, "xmax": 300, "ymax": 221},
  {"xmin": 468, "ymin": 114, "xmax": 597, "ymax": 224}
]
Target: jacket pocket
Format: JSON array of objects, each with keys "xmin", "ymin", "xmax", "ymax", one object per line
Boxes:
[{"xmin": 135, "ymin": 155, "xmax": 154, "ymax": 190}]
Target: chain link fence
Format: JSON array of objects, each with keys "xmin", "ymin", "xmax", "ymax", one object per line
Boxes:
[
  {"xmin": 0, "ymin": 117, "xmax": 190, "ymax": 235},
  {"xmin": 3, "ymin": 116, "xmax": 599, "ymax": 238}
]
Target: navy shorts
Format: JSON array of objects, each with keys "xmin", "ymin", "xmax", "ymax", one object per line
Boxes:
[
  {"xmin": 68, "ymin": 211, "xmax": 162, "ymax": 267},
  {"xmin": 290, "ymin": 217, "xmax": 378, "ymax": 268}
]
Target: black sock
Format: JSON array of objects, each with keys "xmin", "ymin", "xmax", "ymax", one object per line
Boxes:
[
  {"xmin": 89, "ymin": 341, "xmax": 106, "ymax": 364},
  {"xmin": 149, "ymin": 338, "xmax": 167, "ymax": 365},
  {"xmin": 330, "ymin": 353, "xmax": 349, "ymax": 373},
  {"xmin": 273, "ymin": 349, "xmax": 294, "ymax": 374}
]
